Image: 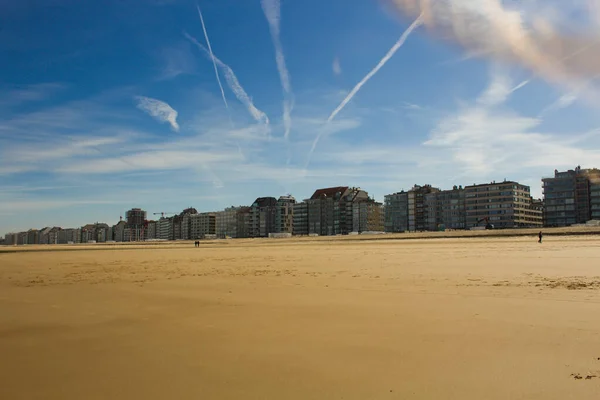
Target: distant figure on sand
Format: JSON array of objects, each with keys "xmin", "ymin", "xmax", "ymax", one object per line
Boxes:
[
  {"xmin": 538, "ymin": 231, "xmax": 543, "ymax": 243},
  {"xmin": 194, "ymin": 241, "xmax": 199, "ymax": 247}
]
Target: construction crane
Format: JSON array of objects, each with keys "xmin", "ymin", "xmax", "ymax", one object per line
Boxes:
[{"xmin": 153, "ymin": 212, "xmax": 176, "ymax": 218}]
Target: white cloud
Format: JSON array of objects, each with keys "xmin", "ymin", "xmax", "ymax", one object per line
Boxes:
[
  {"xmin": 402, "ymin": 102, "xmax": 422, "ymax": 110},
  {"xmin": 390, "ymin": 0, "xmax": 600, "ymax": 104},
  {"xmin": 135, "ymin": 96, "xmax": 180, "ymax": 132},
  {"xmin": 332, "ymin": 56, "xmax": 342, "ymax": 75},
  {"xmin": 158, "ymin": 44, "xmax": 196, "ymax": 80},
  {"xmin": 0, "ymin": 83, "xmax": 64, "ymax": 106},
  {"xmin": 423, "ymin": 70, "xmax": 600, "ymax": 180}
]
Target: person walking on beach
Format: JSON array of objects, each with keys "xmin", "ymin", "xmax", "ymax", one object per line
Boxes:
[{"xmin": 538, "ymin": 231, "xmax": 543, "ymax": 243}]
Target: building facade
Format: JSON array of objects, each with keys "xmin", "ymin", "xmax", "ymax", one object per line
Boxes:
[
  {"xmin": 156, "ymin": 217, "xmax": 174, "ymax": 240},
  {"xmin": 425, "ymin": 186, "xmax": 466, "ymax": 231},
  {"xmin": 250, "ymin": 197, "xmax": 278, "ymax": 238},
  {"xmin": 276, "ymin": 195, "xmax": 295, "ymax": 234},
  {"xmin": 352, "ymin": 200, "xmax": 384, "ymax": 232},
  {"xmin": 384, "ymin": 191, "xmax": 409, "ymax": 233},
  {"xmin": 189, "ymin": 212, "xmax": 216, "ymax": 239},
  {"xmin": 125, "ymin": 208, "xmax": 147, "ymax": 241},
  {"xmin": 292, "ymin": 201, "xmax": 309, "ymax": 236},
  {"xmin": 465, "ymin": 181, "xmax": 542, "ymax": 229},
  {"xmin": 216, "ymin": 206, "xmax": 251, "ymax": 239},
  {"xmin": 542, "ymin": 167, "xmax": 600, "ymax": 226},
  {"xmin": 306, "ymin": 186, "xmax": 370, "ymax": 236},
  {"xmin": 408, "ymin": 185, "xmax": 440, "ymax": 232}
]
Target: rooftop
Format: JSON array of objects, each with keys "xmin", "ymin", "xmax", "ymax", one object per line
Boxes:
[{"xmin": 310, "ymin": 186, "xmax": 349, "ymax": 200}]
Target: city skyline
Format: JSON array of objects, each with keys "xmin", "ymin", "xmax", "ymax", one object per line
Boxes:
[
  {"xmin": 3, "ymin": 1, "xmax": 600, "ymax": 233},
  {"xmin": 3, "ymin": 174, "xmax": 548, "ymax": 237}
]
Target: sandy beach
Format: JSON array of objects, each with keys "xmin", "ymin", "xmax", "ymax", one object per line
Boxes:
[{"xmin": 1, "ymin": 235, "xmax": 600, "ymax": 399}]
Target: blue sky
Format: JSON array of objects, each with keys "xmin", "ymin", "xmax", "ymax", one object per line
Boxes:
[{"xmin": 2, "ymin": 0, "xmax": 600, "ymax": 233}]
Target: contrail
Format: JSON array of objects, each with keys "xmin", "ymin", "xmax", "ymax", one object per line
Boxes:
[
  {"xmin": 196, "ymin": 4, "xmax": 229, "ymax": 111},
  {"xmin": 261, "ymin": 0, "xmax": 294, "ymax": 140},
  {"xmin": 304, "ymin": 13, "xmax": 423, "ymax": 168},
  {"xmin": 327, "ymin": 13, "xmax": 424, "ymax": 122},
  {"xmin": 185, "ymin": 33, "xmax": 270, "ymax": 126}
]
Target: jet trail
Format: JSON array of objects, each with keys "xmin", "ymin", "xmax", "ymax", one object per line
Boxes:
[
  {"xmin": 196, "ymin": 4, "xmax": 229, "ymax": 111},
  {"xmin": 261, "ymin": 0, "xmax": 294, "ymax": 140},
  {"xmin": 185, "ymin": 33, "xmax": 270, "ymax": 125},
  {"xmin": 327, "ymin": 13, "xmax": 424, "ymax": 123},
  {"xmin": 305, "ymin": 13, "xmax": 423, "ymax": 168}
]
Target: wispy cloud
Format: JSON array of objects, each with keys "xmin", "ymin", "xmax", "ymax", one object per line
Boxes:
[
  {"xmin": 402, "ymin": 101, "xmax": 422, "ymax": 110},
  {"xmin": 0, "ymin": 83, "xmax": 65, "ymax": 106},
  {"xmin": 195, "ymin": 4, "xmax": 229, "ymax": 112},
  {"xmin": 261, "ymin": 0, "xmax": 294, "ymax": 140},
  {"xmin": 158, "ymin": 43, "xmax": 197, "ymax": 80},
  {"xmin": 332, "ymin": 57, "xmax": 342, "ymax": 76},
  {"xmin": 423, "ymin": 69, "xmax": 600, "ymax": 178},
  {"xmin": 185, "ymin": 33, "xmax": 270, "ymax": 126},
  {"xmin": 135, "ymin": 96, "xmax": 180, "ymax": 132}
]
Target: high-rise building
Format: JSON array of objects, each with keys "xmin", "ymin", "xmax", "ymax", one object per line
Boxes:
[
  {"xmin": 591, "ymin": 177, "xmax": 600, "ymax": 220},
  {"xmin": 408, "ymin": 185, "xmax": 440, "ymax": 232},
  {"xmin": 146, "ymin": 221, "xmax": 157, "ymax": 240},
  {"xmin": 542, "ymin": 166, "xmax": 600, "ymax": 226},
  {"xmin": 305, "ymin": 186, "xmax": 370, "ymax": 236},
  {"xmin": 113, "ymin": 220, "xmax": 127, "ymax": 242},
  {"xmin": 384, "ymin": 191, "xmax": 409, "ymax": 232},
  {"xmin": 26, "ymin": 229, "xmax": 39, "ymax": 245},
  {"xmin": 352, "ymin": 200, "xmax": 384, "ymax": 232},
  {"xmin": 276, "ymin": 195, "xmax": 295, "ymax": 234},
  {"xmin": 125, "ymin": 208, "xmax": 147, "ymax": 241},
  {"xmin": 424, "ymin": 186, "xmax": 466, "ymax": 231},
  {"xmin": 292, "ymin": 201, "xmax": 309, "ymax": 236},
  {"xmin": 178, "ymin": 208, "xmax": 198, "ymax": 240},
  {"xmin": 156, "ymin": 217, "xmax": 174, "ymax": 240},
  {"xmin": 4, "ymin": 233, "xmax": 17, "ymax": 245},
  {"xmin": 249, "ymin": 197, "xmax": 278, "ymax": 237},
  {"xmin": 189, "ymin": 213, "xmax": 216, "ymax": 239},
  {"xmin": 465, "ymin": 180, "xmax": 542, "ymax": 228},
  {"xmin": 216, "ymin": 206, "xmax": 251, "ymax": 239}
]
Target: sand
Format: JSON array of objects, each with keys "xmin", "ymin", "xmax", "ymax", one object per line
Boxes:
[{"xmin": 1, "ymin": 235, "xmax": 600, "ymax": 399}]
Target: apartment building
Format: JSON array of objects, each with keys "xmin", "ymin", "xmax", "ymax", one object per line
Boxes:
[
  {"xmin": 216, "ymin": 206, "xmax": 251, "ymax": 239},
  {"xmin": 384, "ymin": 191, "xmax": 409, "ymax": 232},
  {"xmin": 4, "ymin": 233, "xmax": 17, "ymax": 245},
  {"xmin": 250, "ymin": 197, "xmax": 278, "ymax": 237},
  {"xmin": 408, "ymin": 185, "xmax": 440, "ymax": 232},
  {"xmin": 58, "ymin": 228, "xmax": 80, "ymax": 244},
  {"xmin": 542, "ymin": 166, "xmax": 600, "ymax": 226},
  {"xmin": 146, "ymin": 221, "xmax": 157, "ymax": 240},
  {"xmin": 156, "ymin": 217, "xmax": 174, "ymax": 240},
  {"xmin": 306, "ymin": 186, "xmax": 370, "ymax": 236},
  {"xmin": 113, "ymin": 220, "xmax": 127, "ymax": 242},
  {"xmin": 591, "ymin": 179, "xmax": 600, "ymax": 220},
  {"xmin": 176, "ymin": 208, "xmax": 198, "ymax": 240},
  {"xmin": 425, "ymin": 186, "xmax": 466, "ymax": 231},
  {"xmin": 352, "ymin": 200, "xmax": 384, "ymax": 232},
  {"xmin": 189, "ymin": 212, "xmax": 217, "ymax": 239},
  {"xmin": 292, "ymin": 201, "xmax": 309, "ymax": 236},
  {"xmin": 125, "ymin": 208, "xmax": 147, "ymax": 241},
  {"xmin": 276, "ymin": 195, "xmax": 295, "ymax": 234},
  {"xmin": 26, "ymin": 229, "xmax": 39, "ymax": 245},
  {"xmin": 465, "ymin": 181, "xmax": 542, "ymax": 228}
]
